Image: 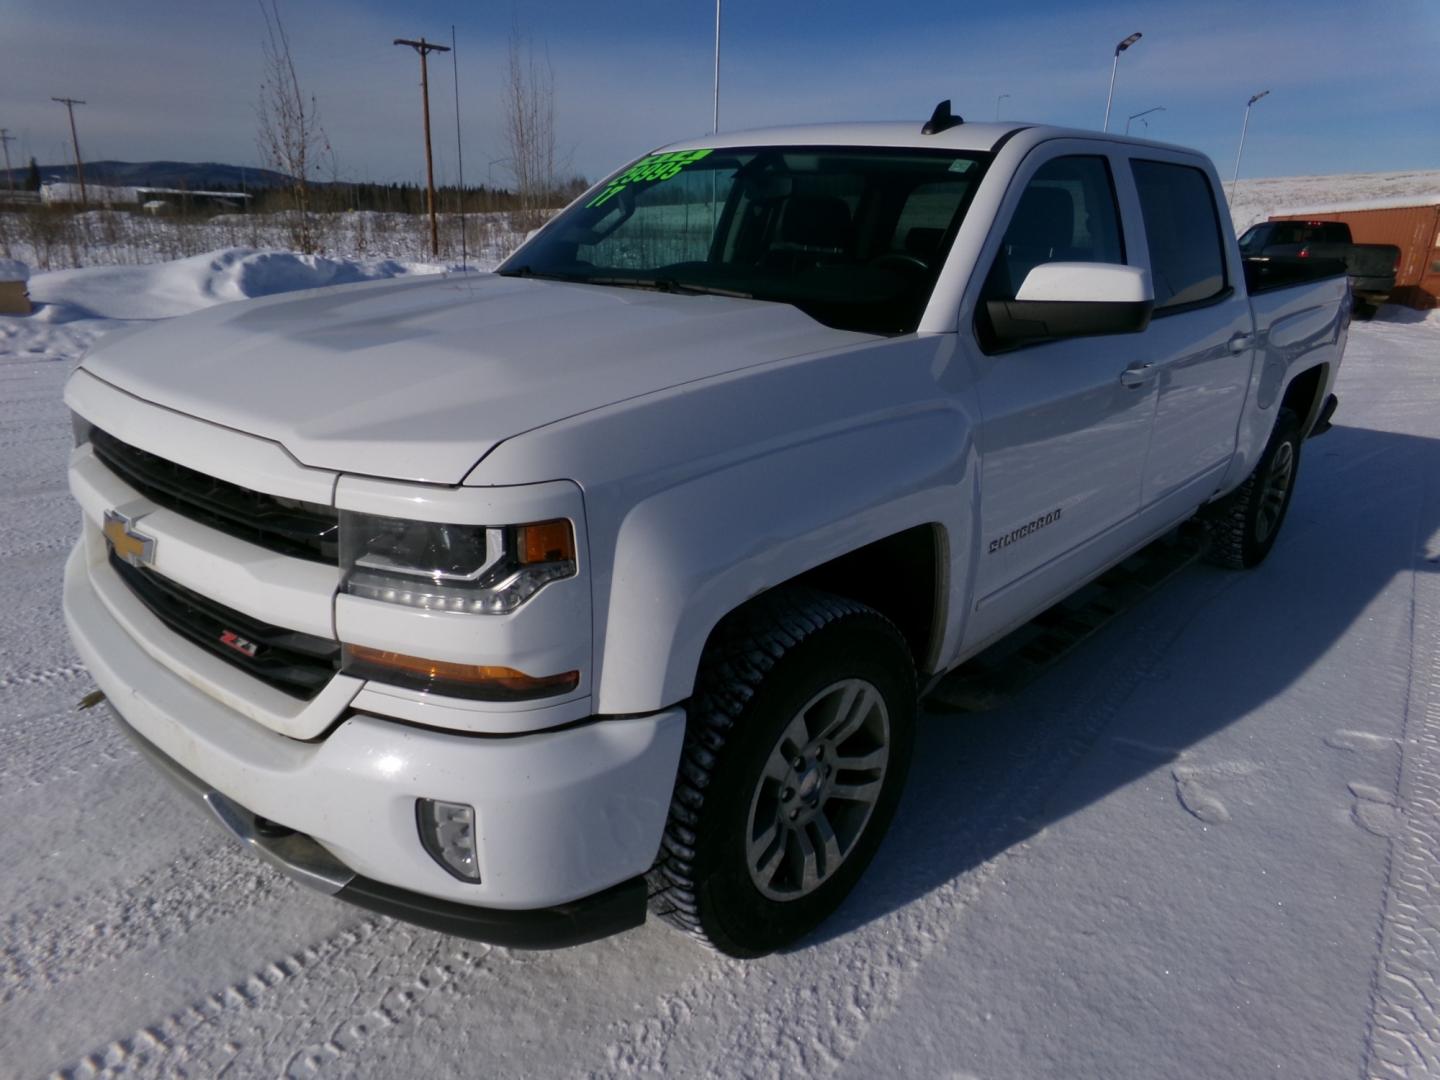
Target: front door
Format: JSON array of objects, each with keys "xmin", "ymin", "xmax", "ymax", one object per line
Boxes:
[{"xmin": 964, "ymin": 150, "xmax": 1156, "ymax": 649}]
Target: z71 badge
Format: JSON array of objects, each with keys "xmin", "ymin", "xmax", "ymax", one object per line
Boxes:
[
  {"xmin": 219, "ymin": 630, "xmax": 260, "ymax": 658},
  {"xmin": 989, "ymin": 507, "xmax": 1062, "ymax": 554}
]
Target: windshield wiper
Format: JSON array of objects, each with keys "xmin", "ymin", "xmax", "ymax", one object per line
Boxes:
[
  {"xmin": 581, "ymin": 276, "xmax": 755, "ymax": 300},
  {"xmin": 498, "ymin": 267, "xmax": 754, "ymax": 300}
]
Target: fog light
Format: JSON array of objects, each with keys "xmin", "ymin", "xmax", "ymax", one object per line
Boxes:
[{"xmin": 417, "ymin": 799, "xmax": 480, "ymax": 882}]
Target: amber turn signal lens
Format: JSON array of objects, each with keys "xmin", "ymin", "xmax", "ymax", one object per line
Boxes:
[
  {"xmin": 517, "ymin": 519, "xmax": 576, "ymax": 566},
  {"xmin": 344, "ymin": 644, "xmax": 579, "ymax": 699}
]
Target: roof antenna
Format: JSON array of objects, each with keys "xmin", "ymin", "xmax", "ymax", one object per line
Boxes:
[{"xmin": 921, "ymin": 99, "xmax": 964, "ymax": 135}]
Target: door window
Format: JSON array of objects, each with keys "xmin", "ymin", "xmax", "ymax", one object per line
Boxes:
[
  {"xmin": 983, "ymin": 155, "xmax": 1125, "ymax": 301},
  {"xmin": 1131, "ymin": 160, "xmax": 1228, "ymax": 311}
]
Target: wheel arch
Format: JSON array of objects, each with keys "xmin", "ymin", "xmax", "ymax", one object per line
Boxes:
[{"xmin": 1279, "ymin": 361, "xmax": 1331, "ymax": 437}]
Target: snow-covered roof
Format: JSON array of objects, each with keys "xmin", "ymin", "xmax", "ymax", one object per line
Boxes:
[
  {"xmin": 1272, "ymin": 194, "xmax": 1440, "ymax": 216},
  {"xmin": 135, "ymin": 187, "xmax": 252, "ymax": 200}
]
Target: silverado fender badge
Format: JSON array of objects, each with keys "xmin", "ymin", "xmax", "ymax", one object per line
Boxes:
[
  {"xmin": 988, "ymin": 507, "xmax": 1063, "ymax": 554},
  {"xmin": 102, "ymin": 509, "xmax": 156, "ymax": 568}
]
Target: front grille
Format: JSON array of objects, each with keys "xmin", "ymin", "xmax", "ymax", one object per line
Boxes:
[
  {"xmin": 90, "ymin": 427, "xmax": 339, "ymax": 564},
  {"xmin": 109, "ymin": 552, "xmax": 340, "ymax": 700}
]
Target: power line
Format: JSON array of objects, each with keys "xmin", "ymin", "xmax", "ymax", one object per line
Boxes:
[
  {"xmin": 393, "ymin": 37, "xmax": 450, "ymax": 259},
  {"xmin": 51, "ymin": 97, "xmax": 87, "ymax": 205}
]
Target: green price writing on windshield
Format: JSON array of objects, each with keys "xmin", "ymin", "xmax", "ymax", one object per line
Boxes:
[{"xmin": 586, "ymin": 149, "xmax": 714, "ymax": 208}]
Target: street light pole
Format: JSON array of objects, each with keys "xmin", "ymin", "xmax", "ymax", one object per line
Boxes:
[
  {"xmin": 1230, "ymin": 90, "xmax": 1270, "ymax": 204},
  {"xmin": 1125, "ymin": 105, "xmax": 1165, "ymax": 134},
  {"xmin": 713, "ymin": 0, "xmax": 722, "ymax": 133},
  {"xmin": 1102, "ymin": 32, "xmax": 1142, "ymax": 132},
  {"xmin": 995, "ymin": 93, "xmax": 1010, "ymax": 121}
]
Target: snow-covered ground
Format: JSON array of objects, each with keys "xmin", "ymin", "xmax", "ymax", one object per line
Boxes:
[
  {"xmin": 0, "ymin": 208, "xmax": 526, "ymax": 273},
  {"xmin": 2, "ymin": 248, "xmax": 1440, "ymax": 1079},
  {"xmin": 1226, "ymin": 169, "xmax": 1440, "ymax": 232}
]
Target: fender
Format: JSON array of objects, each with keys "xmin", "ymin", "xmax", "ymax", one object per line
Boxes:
[
  {"xmin": 1220, "ymin": 275, "xmax": 1348, "ymax": 494},
  {"xmin": 467, "ymin": 332, "xmax": 982, "ymax": 715},
  {"xmin": 597, "ymin": 409, "xmax": 975, "ymax": 712}
]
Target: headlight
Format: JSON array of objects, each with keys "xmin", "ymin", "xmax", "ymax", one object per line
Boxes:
[{"xmin": 340, "ymin": 512, "xmax": 577, "ymax": 615}]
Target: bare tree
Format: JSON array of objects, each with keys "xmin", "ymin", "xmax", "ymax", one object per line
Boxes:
[
  {"xmin": 501, "ymin": 27, "xmax": 559, "ymax": 228},
  {"xmin": 255, "ymin": 0, "xmax": 332, "ymax": 253}
]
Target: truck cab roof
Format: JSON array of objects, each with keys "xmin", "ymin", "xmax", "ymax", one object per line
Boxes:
[{"xmin": 654, "ymin": 120, "xmax": 1203, "ymax": 160}]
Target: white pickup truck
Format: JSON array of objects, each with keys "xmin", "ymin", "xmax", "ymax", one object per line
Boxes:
[{"xmin": 64, "ymin": 107, "xmax": 1348, "ymax": 957}]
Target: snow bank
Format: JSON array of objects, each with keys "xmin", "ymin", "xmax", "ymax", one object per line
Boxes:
[
  {"xmin": 0, "ymin": 259, "xmax": 29, "ymax": 283},
  {"xmin": 1, "ymin": 247, "xmax": 442, "ymax": 360},
  {"xmin": 28, "ymin": 247, "xmax": 434, "ymax": 323}
]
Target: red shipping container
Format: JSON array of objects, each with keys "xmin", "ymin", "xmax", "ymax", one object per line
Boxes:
[{"xmin": 1270, "ymin": 198, "xmax": 1440, "ymax": 309}]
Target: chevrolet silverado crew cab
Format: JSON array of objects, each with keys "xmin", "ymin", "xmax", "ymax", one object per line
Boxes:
[{"xmin": 64, "ymin": 104, "xmax": 1349, "ymax": 958}]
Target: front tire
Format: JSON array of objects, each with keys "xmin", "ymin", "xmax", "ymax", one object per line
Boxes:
[
  {"xmin": 647, "ymin": 588, "xmax": 916, "ymax": 957},
  {"xmin": 1204, "ymin": 408, "xmax": 1302, "ymax": 569}
]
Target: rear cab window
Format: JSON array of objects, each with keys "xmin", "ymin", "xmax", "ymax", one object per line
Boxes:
[{"xmin": 1129, "ymin": 159, "xmax": 1228, "ymax": 312}]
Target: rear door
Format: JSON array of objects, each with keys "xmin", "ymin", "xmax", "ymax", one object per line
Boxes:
[
  {"xmin": 962, "ymin": 143, "xmax": 1157, "ymax": 646},
  {"xmin": 1122, "ymin": 154, "xmax": 1256, "ymax": 516}
]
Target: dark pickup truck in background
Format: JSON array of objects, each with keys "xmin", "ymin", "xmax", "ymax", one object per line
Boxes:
[{"xmin": 1239, "ymin": 219, "xmax": 1401, "ymax": 317}]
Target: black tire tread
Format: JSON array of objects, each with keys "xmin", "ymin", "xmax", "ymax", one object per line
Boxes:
[
  {"xmin": 645, "ymin": 587, "xmax": 911, "ymax": 950},
  {"xmin": 1203, "ymin": 408, "xmax": 1300, "ymax": 570}
]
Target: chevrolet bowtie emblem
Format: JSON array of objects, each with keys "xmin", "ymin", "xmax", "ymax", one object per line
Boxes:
[{"xmin": 102, "ymin": 509, "xmax": 156, "ymax": 568}]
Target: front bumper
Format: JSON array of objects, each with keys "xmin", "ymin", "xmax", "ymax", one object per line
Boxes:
[
  {"xmin": 114, "ymin": 712, "xmax": 648, "ymax": 948},
  {"xmin": 64, "ymin": 540, "xmax": 685, "ymax": 930}
]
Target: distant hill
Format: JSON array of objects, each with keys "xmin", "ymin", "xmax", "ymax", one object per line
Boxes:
[{"xmin": 0, "ymin": 161, "xmax": 294, "ymax": 192}]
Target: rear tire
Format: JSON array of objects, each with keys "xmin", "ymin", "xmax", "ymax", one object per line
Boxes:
[
  {"xmin": 647, "ymin": 588, "xmax": 916, "ymax": 957},
  {"xmin": 1204, "ymin": 408, "xmax": 1302, "ymax": 569}
]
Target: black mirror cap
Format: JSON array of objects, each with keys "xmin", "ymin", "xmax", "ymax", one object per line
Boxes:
[{"xmin": 984, "ymin": 298, "xmax": 1154, "ymax": 350}]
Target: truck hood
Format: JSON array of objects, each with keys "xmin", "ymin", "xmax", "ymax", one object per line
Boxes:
[{"xmin": 81, "ymin": 273, "xmax": 866, "ymax": 484}]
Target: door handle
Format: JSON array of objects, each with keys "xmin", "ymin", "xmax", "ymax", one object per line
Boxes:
[
  {"xmin": 1120, "ymin": 363, "xmax": 1155, "ymax": 389},
  {"xmin": 1228, "ymin": 332, "xmax": 1256, "ymax": 354}
]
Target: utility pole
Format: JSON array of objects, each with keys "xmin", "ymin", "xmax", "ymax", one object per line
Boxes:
[
  {"xmin": 0, "ymin": 130, "xmax": 15, "ymax": 192},
  {"xmin": 394, "ymin": 37, "xmax": 450, "ymax": 258},
  {"xmin": 51, "ymin": 97, "xmax": 87, "ymax": 205},
  {"xmin": 451, "ymin": 24, "xmax": 467, "ymax": 271}
]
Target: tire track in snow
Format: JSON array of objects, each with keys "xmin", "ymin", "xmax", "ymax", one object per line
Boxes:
[
  {"xmin": 2, "ymin": 844, "xmax": 292, "ymax": 1004},
  {"xmin": 590, "ymin": 572, "xmax": 1243, "ymax": 1078},
  {"xmin": 48, "ymin": 919, "xmax": 502, "ymax": 1080},
  {"xmin": 0, "ymin": 661, "xmax": 89, "ymax": 693},
  {"xmin": 0, "ymin": 703, "xmax": 132, "ymax": 797},
  {"xmin": 1362, "ymin": 528, "xmax": 1440, "ymax": 1078}
]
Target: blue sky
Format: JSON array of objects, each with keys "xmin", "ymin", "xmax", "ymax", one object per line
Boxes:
[{"xmin": 3, "ymin": 0, "xmax": 1436, "ymax": 187}]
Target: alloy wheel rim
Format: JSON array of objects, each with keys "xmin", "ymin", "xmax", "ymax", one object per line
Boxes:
[
  {"xmin": 744, "ymin": 678, "xmax": 890, "ymax": 901},
  {"xmin": 1255, "ymin": 440, "xmax": 1295, "ymax": 543}
]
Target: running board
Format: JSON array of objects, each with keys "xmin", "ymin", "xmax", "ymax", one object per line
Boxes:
[{"xmin": 925, "ymin": 527, "xmax": 1206, "ymax": 713}]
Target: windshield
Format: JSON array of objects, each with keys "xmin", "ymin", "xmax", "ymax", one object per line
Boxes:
[{"xmin": 499, "ymin": 146, "xmax": 991, "ymax": 336}]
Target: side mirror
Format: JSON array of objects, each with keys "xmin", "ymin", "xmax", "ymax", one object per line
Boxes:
[{"xmin": 986, "ymin": 262, "xmax": 1154, "ymax": 348}]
